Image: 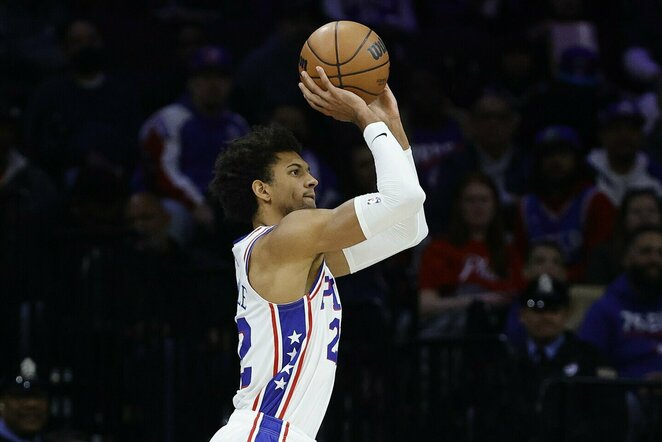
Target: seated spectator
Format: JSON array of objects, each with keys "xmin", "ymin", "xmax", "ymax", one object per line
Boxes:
[
  {"xmin": 403, "ymin": 67, "xmax": 465, "ymax": 193},
  {"xmin": 24, "ymin": 18, "xmax": 142, "ymax": 188},
  {"xmin": 427, "ymin": 90, "xmax": 531, "ymax": 233},
  {"xmin": 510, "ymin": 274, "xmax": 614, "ymax": 442},
  {"xmin": 586, "ymin": 188, "xmax": 662, "ymax": 284},
  {"xmin": 505, "ymin": 240, "xmax": 568, "ymax": 345},
  {"xmin": 579, "ymin": 225, "xmax": 662, "ymax": 379},
  {"xmin": 231, "ymin": 3, "xmax": 320, "ymax": 124},
  {"xmin": 515, "ymin": 125, "xmax": 615, "ymax": 281},
  {"xmin": 139, "ymin": 45, "xmax": 248, "ymax": 230},
  {"xmin": 0, "ymin": 358, "xmax": 50, "ymax": 442},
  {"xmin": 521, "ymin": 46, "xmax": 603, "ymax": 147},
  {"xmin": 588, "ymin": 100, "xmax": 662, "ymax": 205},
  {"xmin": 418, "ymin": 173, "xmax": 523, "ymax": 336}
]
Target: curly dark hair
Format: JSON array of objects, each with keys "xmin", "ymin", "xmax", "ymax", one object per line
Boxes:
[{"xmin": 209, "ymin": 124, "xmax": 302, "ymax": 223}]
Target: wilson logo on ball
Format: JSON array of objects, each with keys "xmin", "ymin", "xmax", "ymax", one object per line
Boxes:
[
  {"xmin": 298, "ymin": 56, "xmax": 308, "ymax": 71},
  {"xmin": 366, "ymin": 38, "xmax": 387, "ymax": 60}
]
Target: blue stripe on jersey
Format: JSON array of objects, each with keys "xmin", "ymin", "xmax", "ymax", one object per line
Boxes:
[
  {"xmin": 255, "ymin": 413, "xmax": 284, "ymax": 441},
  {"xmin": 259, "ymin": 298, "xmax": 307, "ymax": 416}
]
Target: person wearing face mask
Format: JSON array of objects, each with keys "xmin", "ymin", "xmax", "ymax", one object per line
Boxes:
[{"xmin": 24, "ymin": 18, "xmax": 142, "ymax": 188}]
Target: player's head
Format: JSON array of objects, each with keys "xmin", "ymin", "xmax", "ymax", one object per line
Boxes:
[{"xmin": 210, "ymin": 125, "xmax": 317, "ymax": 224}]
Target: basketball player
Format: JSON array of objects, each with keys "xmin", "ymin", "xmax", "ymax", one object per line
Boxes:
[{"xmin": 208, "ymin": 67, "xmax": 427, "ymax": 441}]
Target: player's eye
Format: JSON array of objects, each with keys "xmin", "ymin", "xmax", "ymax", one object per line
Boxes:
[{"xmin": 290, "ymin": 169, "xmax": 299, "ymax": 176}]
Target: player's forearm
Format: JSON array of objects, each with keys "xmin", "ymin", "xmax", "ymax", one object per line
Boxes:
[
  {"xmin": 384, "ymin": 116, "xmax": 409, "ymax": 151},
  {"xmin": 352, "ymin": 122, "xmax": 425, "ymax": 239}
]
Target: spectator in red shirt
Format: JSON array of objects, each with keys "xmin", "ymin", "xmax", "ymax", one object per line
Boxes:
[{"xmin": 418, "ymin": 172, "xmax": 523, "ymax": 336}]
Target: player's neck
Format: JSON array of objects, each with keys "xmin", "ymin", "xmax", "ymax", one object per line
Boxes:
[{"xmin": 253, "ymin": 207, "xmax": 284, "ymax": 228}]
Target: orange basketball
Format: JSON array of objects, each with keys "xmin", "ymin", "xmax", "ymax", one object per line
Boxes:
[{"xmin": 298, "ymin": 21, "xmax": 389, "ymax": 103}]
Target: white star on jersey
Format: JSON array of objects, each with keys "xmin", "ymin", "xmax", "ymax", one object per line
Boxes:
[
  {"xmin": 281, "ymin": 363, "xmax": 294, "ymax": 374},
  {"xmin": 288, "ymin": 330, "xmax": 302, "ymax": 344},
  {"xmin": 274, "ymin": 377, "xmax": 286, "ymax": 390},
  {"xmin": 287, "ymin": 347, "xmax": 298, "ymax": 360}
]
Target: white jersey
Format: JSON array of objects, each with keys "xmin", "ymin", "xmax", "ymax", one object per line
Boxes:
[{"xmin": 230, "ymin": 226, "xmax": 342, "ymax": 439}]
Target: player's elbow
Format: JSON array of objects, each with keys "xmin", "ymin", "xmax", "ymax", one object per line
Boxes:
[{"xmin": 399, "ymin": 183, "xmax": 426, "ymax": 215}]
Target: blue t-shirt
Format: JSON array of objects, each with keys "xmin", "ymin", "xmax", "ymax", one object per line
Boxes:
[{"xmin": 578, "ymin": 275, "xmax": 662, "ymax": 378}]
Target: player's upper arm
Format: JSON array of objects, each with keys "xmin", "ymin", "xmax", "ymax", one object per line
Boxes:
[{"xmin": 261, "ymin": 199, "xmax": 366, "ymax": 262}]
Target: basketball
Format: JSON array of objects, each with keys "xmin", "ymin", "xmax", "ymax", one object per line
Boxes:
[{"xmin": 298, "ymin": 21, "xmax": 389, "ymax": 104}]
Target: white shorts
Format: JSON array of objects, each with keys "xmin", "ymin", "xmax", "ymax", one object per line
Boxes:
[{"xmin": 210, "ymin": 409, "xmax": 315, "ymax": 442}]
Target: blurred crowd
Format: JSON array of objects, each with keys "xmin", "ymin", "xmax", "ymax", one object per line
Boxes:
[{"xmin": 2, "ymin": 0, "xmax": 662, "ymax": 441}]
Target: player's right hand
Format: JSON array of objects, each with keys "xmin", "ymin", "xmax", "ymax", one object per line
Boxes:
[{"xmin": 299, "ymin": 67, "xmax": 378, "ymax": 128}]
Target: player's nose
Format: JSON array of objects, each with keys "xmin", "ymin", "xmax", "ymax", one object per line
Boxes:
[{"xmin": 306, "ymin": 174, "xmax": 318, "ymax": 188}]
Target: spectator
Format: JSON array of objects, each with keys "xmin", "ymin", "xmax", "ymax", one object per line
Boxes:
[
  {"xmin": 586, "ymin": 188, "xmax": 662, "ymax": 285},
  {"xmin": 427, "ymin": 90, "xmax": 531, "ymax": 233},
  {"xmin": 579, "ymin": 225, "xmax": 662, "ymax": 379},
  {"xmin": 0, "ymin": 358, "xmax": 49, "ymax": 442},
  {"xmin": 24, "ymin": 18, "xmax": 142, "ymax": 187},
  {"xmin": 231, "ymin": 2, "xmax": 320, "ymax": 124},
  {"xmin": 505, "ymin": 240, "xmax": 568, "ymax": 345},
  {"xmin": 322, "ymin": 0, "xmax": 417, "ymax": 35},
  {"xmin": 515, "ymin": 125, "xmax": 616, "ymax": 281},
  {"xmin": 521, "ymin": 45, "xmax": 604, "ymax": 147},
  {"xmin": 402, "ymin": 67, "xmax": 465, "ymax": 193},
  {"xmin": 139, "ymin": 45, "xmax": 248, "ymax": 230},
  {"xmin": 621, "ymin": 0, "xmax": 662, "ymax": 88},
  {"xmin": 510, "ymin": 274, "xmax": 615, "ymax": 442},
  {"xmin": 588, "ymin": 99, "xmax": 662, "ymax": 205},
  {"xmin": 418, "ymin": 173, "xmax": 523, "ymax": 337}
]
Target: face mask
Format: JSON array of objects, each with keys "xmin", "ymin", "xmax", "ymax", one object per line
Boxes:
[{"xmin": 70, "ymin": 46, "xmax": 105, "ymax": 75}]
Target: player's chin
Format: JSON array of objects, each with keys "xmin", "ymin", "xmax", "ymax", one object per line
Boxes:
[{"xmin": 303, "ymin": 198, "xmax": 317, "ymax": 209}]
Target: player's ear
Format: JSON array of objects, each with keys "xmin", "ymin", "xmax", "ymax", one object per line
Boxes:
[{"xmin": 252, "ymin": 179, "xmax": 272, "ymax": 203}]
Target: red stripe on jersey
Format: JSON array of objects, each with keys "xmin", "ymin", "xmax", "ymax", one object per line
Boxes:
[
  {"xmin": 252, "ymin": 393, "xmax": 260, "ymax": 411},
  {"xmin": 308, "ymin": 269, "xmax": 325, "ymax": 301},
  {"xmin": 282, "ymin": 422, "xmax": 290, "ymax": 441},
  {"xmin": 246, "ymin": 412, "xmax": 261, "ymax": 442},
  {"xmin": 269, "ymin": 303, "xmax": 280, "ymax": 376},
  {"xmin": 277, "ymin": 296, "xmax": 313, "ymax": 419}
]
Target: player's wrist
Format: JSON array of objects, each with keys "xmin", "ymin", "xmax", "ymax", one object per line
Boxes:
[{"xmin": 353, "ymin": 107, "xmax": 380, "ymax": 130}]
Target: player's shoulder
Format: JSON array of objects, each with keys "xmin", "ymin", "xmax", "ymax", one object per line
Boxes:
[{"xmin": 259, "ymin": 209, "xmax": 332, "ymax": 256}]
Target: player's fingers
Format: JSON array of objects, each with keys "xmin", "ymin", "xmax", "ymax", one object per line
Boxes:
[
  {"xmin": 298, "ymin": 82, "xmax": 330, "ymax": 110},
  {"xmin": 300, "ymin": 70, "xmax": 328, "ymax": 97},
  {"xmin": 304, "ymin": 96, "xmax": 331, "ymax": 116},
  {"xmin": 315, "ymin": 67, "xmax": 336, "ymax": 93}
]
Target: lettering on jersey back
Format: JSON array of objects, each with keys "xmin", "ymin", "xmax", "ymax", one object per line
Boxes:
[{"xmin": 238, "ymin": 284, "xmax": 247, "ymax": 310}]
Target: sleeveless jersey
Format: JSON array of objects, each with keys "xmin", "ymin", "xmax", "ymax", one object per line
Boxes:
[
  {"xmin": 231, "ymin": 226, "xmax": 342, "ymax": 439},
  {"xmin": 521, "ymin": 187, "xmax": 596, "ymax": 265}
]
